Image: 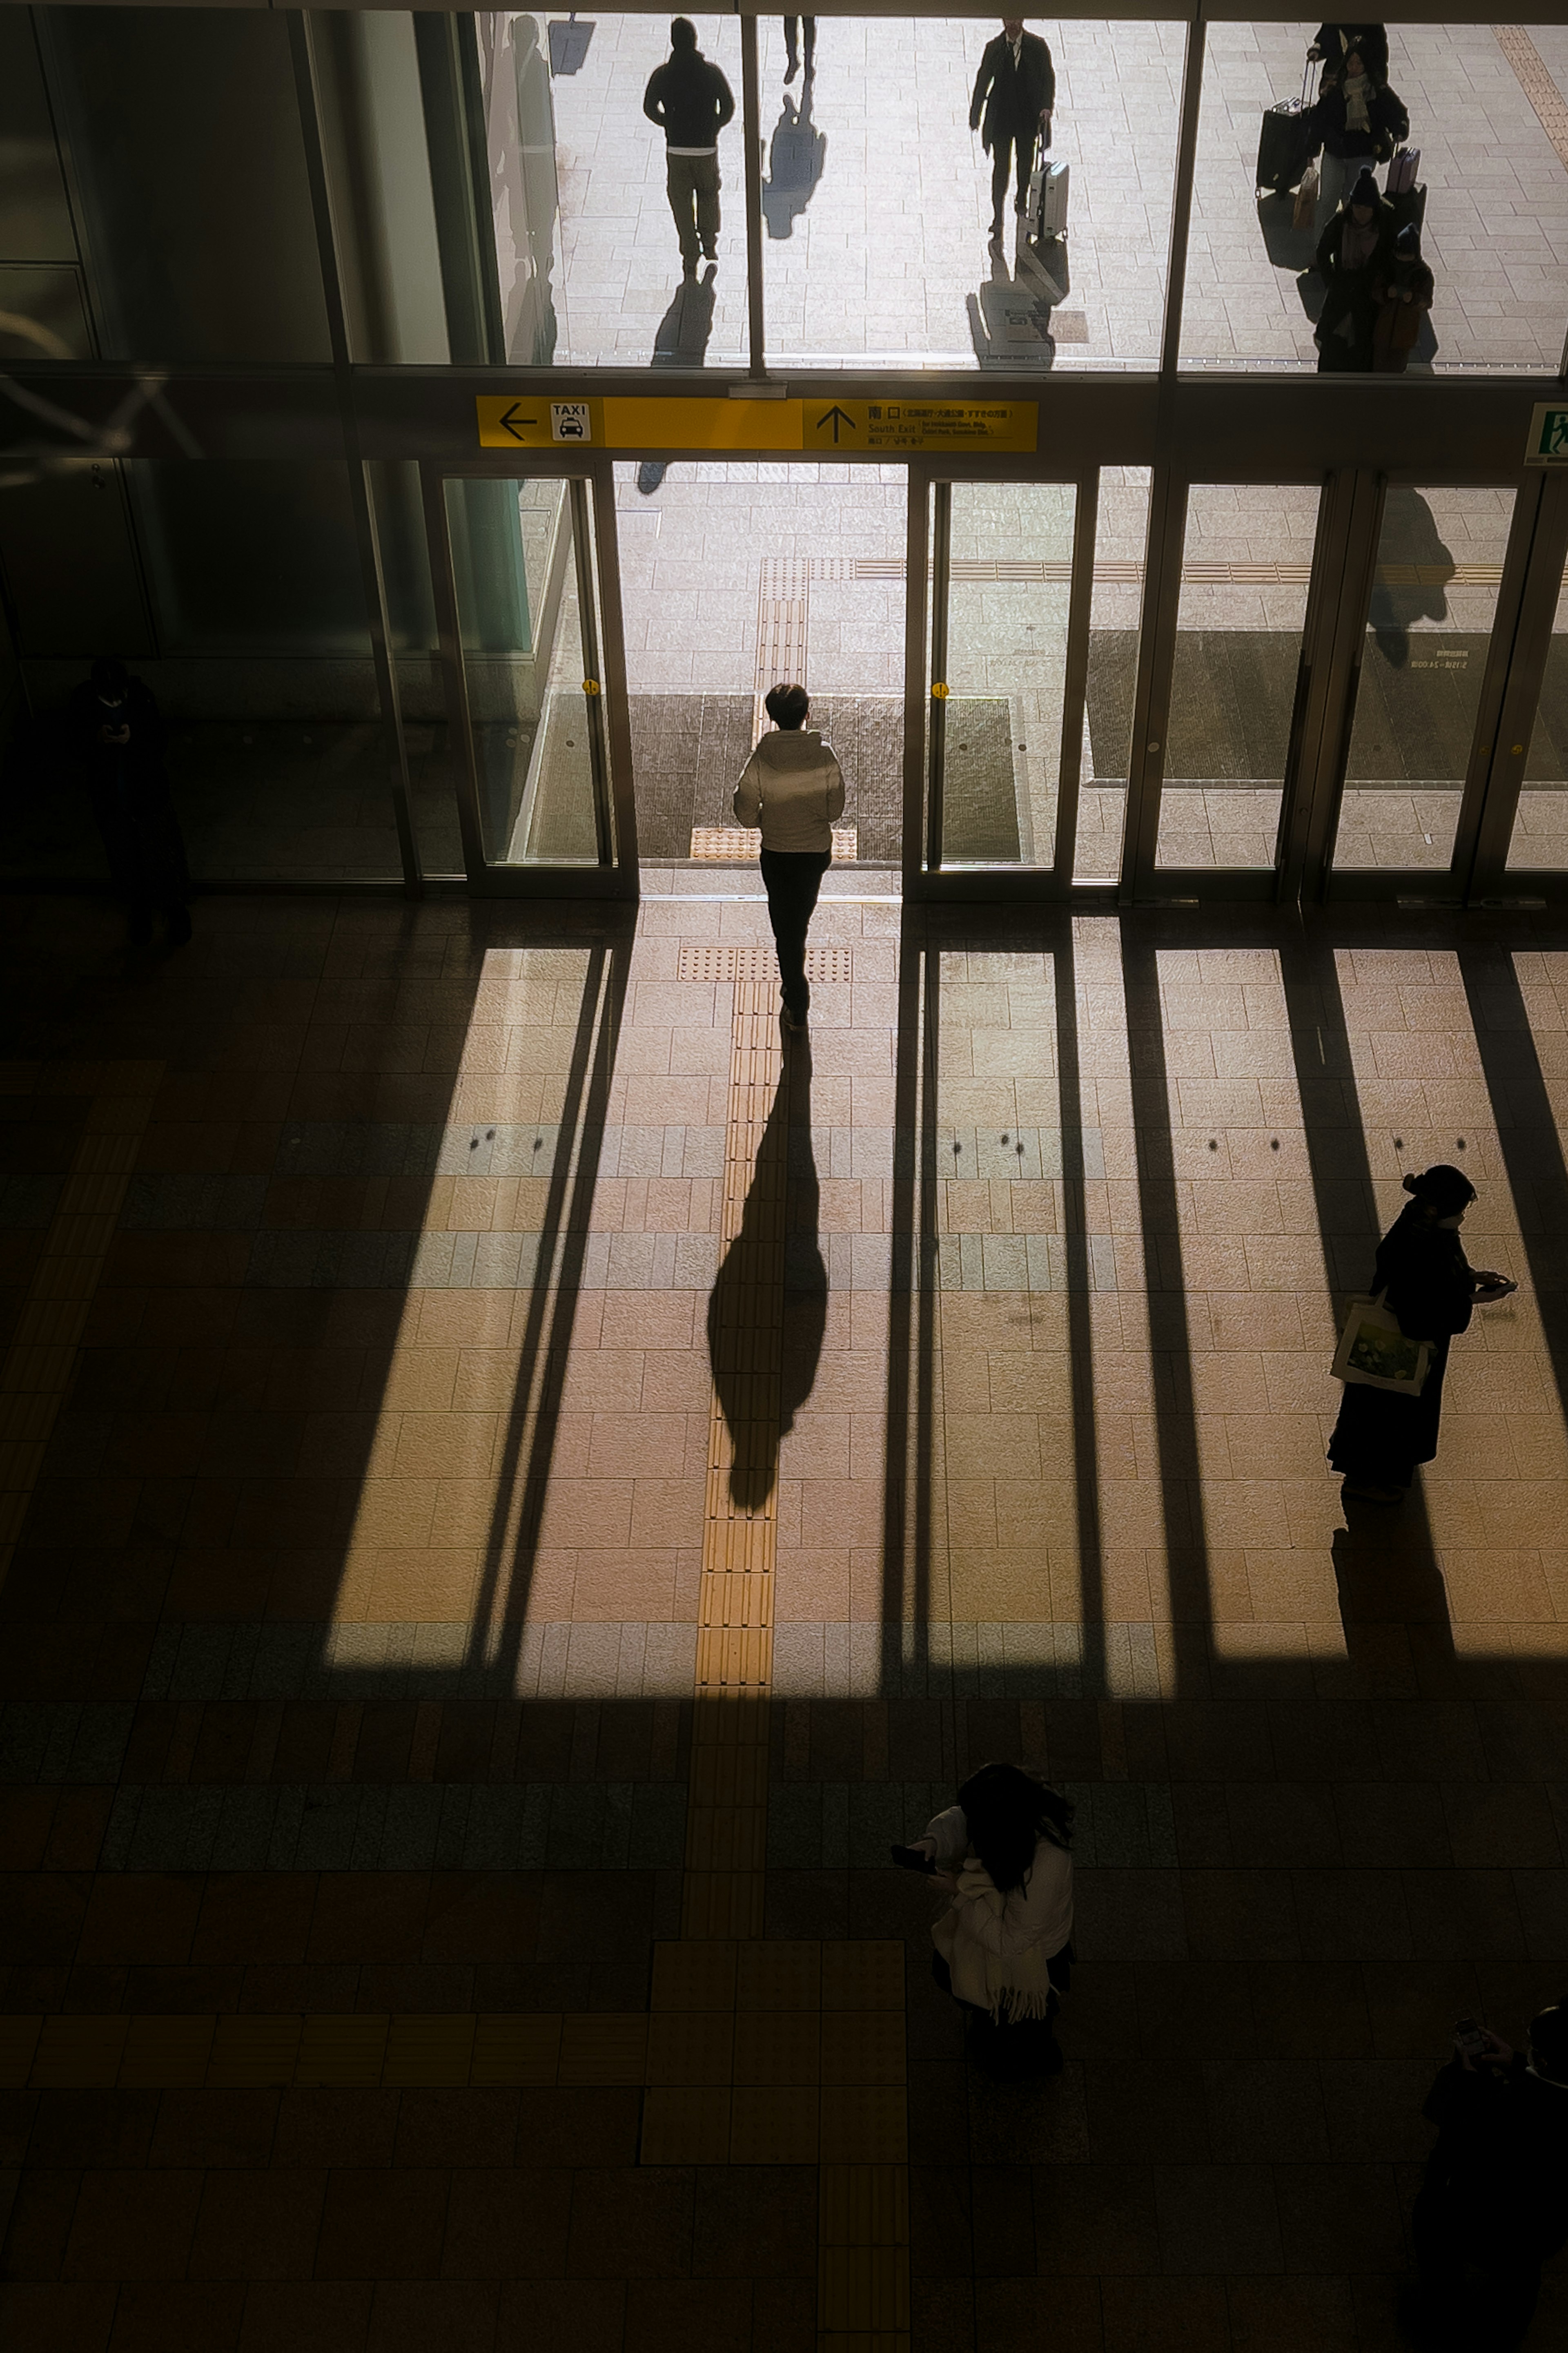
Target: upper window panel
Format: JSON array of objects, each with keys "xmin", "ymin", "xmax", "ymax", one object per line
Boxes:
[
  {"xmin": 508, "ymin": 12, "xmax": 750, "ymax": 368},
  {"xmin": 33, "ymin": 7, "xmax": 331, "ymax": 362},
  {"xmin": 1182, "ymin": 22, "xmax": 1568, "ymax": 374},
  {"xmin": 760, "ymin": 17, "xmax": 1181, "ymax": 371}
]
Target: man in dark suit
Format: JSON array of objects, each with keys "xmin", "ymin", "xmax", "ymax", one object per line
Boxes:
[{"xmin": 970, "ymin": 18, "xmax": 1056, "ymax": 241}]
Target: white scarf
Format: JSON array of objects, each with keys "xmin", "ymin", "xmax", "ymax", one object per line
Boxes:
[
  {"xmin": 931, "ymin": 1855, "xmax": 1057, "ymax": 2024},
  {"xmin": 1343, "ymin": 70, "xmax": 1371, "ymax": 134}
]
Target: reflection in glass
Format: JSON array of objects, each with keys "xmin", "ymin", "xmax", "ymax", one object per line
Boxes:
[
  {"xmin": 445, "ymin": 477, "xmax": 610, "ymax": 865},
  {"xmin": 1156, "ymin": 484, "xmax": 1319, "ymax": 869},
  {"xmin": 530, "ymin": 13, "xmax": 748, "ymax": 366},
  {"xmin": 1334, "ymin": 487, "xmax": 1514, "ymax": 871},
  {"xmin": 936, "ymin": 485, "xmax": 1076, "ymax": 868},
  {"xmin": 1507, "ymin": 575, "xmax": 1568, "ymax": 869},
  {"xmin": 1183, "ymin": 22, "xmax": 1568, "ymax": 374},
  {"xmin": 763, "ymin": 19, "xmax": 1177, "ymax": 369},
  {"xmin": 1076, "ymin": 468, "xmax": 1152, "ymax": 883}
]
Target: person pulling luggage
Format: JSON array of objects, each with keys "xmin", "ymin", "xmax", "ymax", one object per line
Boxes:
[
  {"xmin": 1309, "ymin": 21, "xmax": 1389, "ymax": 92},
  {"xmin": 970, "ymin": 19, "xmax": 1055, "ymax": 244},
  {"xmin": 1309, "ymin": 42, "xmax": 1408, "ymax": 228}
]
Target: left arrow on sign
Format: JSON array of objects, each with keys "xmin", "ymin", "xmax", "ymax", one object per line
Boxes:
[{"xmin": 500, "ymin": 402, "xmax": 539, "ymax": 440}]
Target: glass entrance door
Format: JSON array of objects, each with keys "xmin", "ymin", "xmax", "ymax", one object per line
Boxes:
[
  {"xmin": 917, "ymin": 467, "xmax": 1094, "ymax": 890},
  {"xmin": 423, "ymin": 462, "xmax": 636, "ymax": 892}
]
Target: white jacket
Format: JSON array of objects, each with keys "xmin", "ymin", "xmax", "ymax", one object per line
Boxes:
[
  {"xmin": 923, "ymin": 1804, "xmax": 1074, "ymax": 2019},
  {"xmin": 733, "ymin": 728, "xmax": 845, "ymax": 852}
]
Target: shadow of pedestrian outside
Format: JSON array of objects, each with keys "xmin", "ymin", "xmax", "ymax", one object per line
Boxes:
[
  {"xmin": 708, "ymin": 1030, "xmax": 826, "ymax": 1511},
  {"xmin": 762, "ymin": 88, "xmax": 826, "ymax": 239},
  {"xmin": 1369, "ymin": 488, "xmax": 1455, "ymax": 669}
]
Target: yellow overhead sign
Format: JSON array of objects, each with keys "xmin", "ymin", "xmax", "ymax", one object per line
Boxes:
[
  {"xmin": 475, "ymin": 395, "xmax": 1037, "ymax": 455},
  {"xmin": 800, "ymin": 399, "xmax": 1036, "ymax": 453}
]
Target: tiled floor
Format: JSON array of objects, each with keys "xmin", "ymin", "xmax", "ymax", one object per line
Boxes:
[{"xmin": 3, "ymin": 884, "xmax": 1568, "ymax": 2350}]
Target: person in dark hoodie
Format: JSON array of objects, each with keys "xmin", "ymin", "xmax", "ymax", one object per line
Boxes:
[
  {"xmin": 66, "ymin": 656, "xmax": 191, "ymax": 945},
  {"xmin": 732, "ymin": 682, "xmax": 844, "ymax": 1032},
  {"xmin": 1372, "ymin": 221, "xmax": 1434, "ymax": 371},
  {"xmin": 643, "ymin": 18, "xmax": 736, "ymax": 273},
  {"xmin": 1309, "ymin": 21, "xmax": 1390, "ymax": 91},
  {"xmin": 1314, "ymin": 166, "xmax": 1394, "ymax": 371}
]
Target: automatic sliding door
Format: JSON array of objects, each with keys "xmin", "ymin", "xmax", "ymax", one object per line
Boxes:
[
  {"xmin": 425, "ymin": 464, "xmax": 634, "ymax": 888},
  {"xmin": 1330, "ymin": 487, "xmax": 1515, "ymax": 880},
  {"xmin": 922, "ymin": 473, "xmax": 1096, "ymax": 885},
  {"xmin": 1153, "ymin": 485, "xmax": 1322, "ymax": 874}
]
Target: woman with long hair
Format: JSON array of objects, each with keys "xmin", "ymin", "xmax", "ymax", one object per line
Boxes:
[
  {"xmin": 1328, "ymin": 1163, "xmax": 1514, "ymax": 1505},
  {"xmin": 912, "ymin": 1761, "xmax": 1075, "ymax": 2081}
]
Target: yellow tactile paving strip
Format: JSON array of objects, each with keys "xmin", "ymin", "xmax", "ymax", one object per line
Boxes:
[
  {"xmin": 0, "ymin": 1059, "xmax": 163, "ymax": 1594},
  {"xmin": 682, "ymin": 981, "xmax": 788, "ymax": 1943}
]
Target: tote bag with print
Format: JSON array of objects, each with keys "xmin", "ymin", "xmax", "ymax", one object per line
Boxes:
[{"xmin": 1330, "ymin": 1289, "xmax": 1432, "ymax": 1396}]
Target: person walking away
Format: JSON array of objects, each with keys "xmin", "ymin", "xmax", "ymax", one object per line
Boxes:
[
  {"xmin": 67, "ymin": 657, "xmax": 191, "ymax": 946},
  {"xmin": 1309, "ymin": 45, "xmax": 1407, "ymax": 227},
  {"xmin": 733, "ymin": 682, "xmax": 844, "ymax": 1032},
  {"xmin": 912, "ymin": 1764, "xmax": 1075, "ymax": 2082},
  {"xmin": 644, "ymin": 18, "xmax": 735, "ymax": 273},
  {"xmin": 1309, "ymin": 20, "xmax": 1390, "ymax": 92},
  {"xmin": 782, "ymin": 17, "xmax": 815, "ymax": 83},
  {"xmin": 1313, "ymin": 167, "xmax": 1393, "ymax": 371},
  {"xmin": 970, "ymin": 19, "xmax": 1055, "ymax": 243},
  {"xmin": 1408, "ymin": 1998, "xmax": 1568, "ymax": 2351},
  {"xmin": 1328, "ymin": 1163, "xmax": 1513, "ymax": 1503},
  {"xmin": 1372, "ymin": 221, "xmax": 1433, "ymax": 371}
]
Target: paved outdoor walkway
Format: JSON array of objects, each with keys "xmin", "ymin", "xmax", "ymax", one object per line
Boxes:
[{"xmin": 545, "ymin": 16, "xmax": 1568, "ymax": 374}]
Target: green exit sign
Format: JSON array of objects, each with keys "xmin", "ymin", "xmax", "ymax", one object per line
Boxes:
[{"xmin": 1525, "ymin": 404, "xmax": 1568, "ymax": 464}]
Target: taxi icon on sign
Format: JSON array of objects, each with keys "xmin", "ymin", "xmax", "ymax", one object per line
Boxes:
[{"xmin": 552, "ymin": 402, "xmax": 591, "ymax": 442}]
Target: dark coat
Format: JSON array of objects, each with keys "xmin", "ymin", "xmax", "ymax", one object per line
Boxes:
[
  {"xmin": 1315, "ymin": 195, "xmax": 1395, "ymax": 287},
  {"xmin": 642, "ymin": 49, "xmax": 735, "ymax": 148},
  {"xmin": 1309, "ymin": 79, "xmax": 1408, "ymax": 162},
  {"xmin": 970, "ymin": 33, "xmax": 1055, "ymax": 150},
  {"xmin": 1420, "ymin": 2056, "xmax": 1568, "ymax": 2263},
  {"xmin": 1327, "ymin": 1204, "xmax": 1474, "ymax": 1484},
  {"xmin": 67, "ymin": 675, "xmax": 189, "ymax": 907},
  {"xmin": 1313, "ymin": 22, "xmax": 1390, "ymax": 87}
]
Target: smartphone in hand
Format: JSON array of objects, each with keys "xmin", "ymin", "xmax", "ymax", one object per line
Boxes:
[
  {"xmin": 890, "ymin": 1843, "xmax": 936, "ymax": 1874},
  {"xmin": 1453, "ymin": 2015, "xmax": 1489, "ymax": 2060}
]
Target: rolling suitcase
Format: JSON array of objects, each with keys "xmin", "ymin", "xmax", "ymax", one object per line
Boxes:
[
  {"xmin": 1256, "ymin": 56, "xmax": 1316, "ymax": 195},
  {"xmin": 1386, "ymin": 180, "xmax": 1428, "ymax": 234},
  {"xmin": 1027, "ymin": 158, "xmax": 1069, "ymax": 243}
]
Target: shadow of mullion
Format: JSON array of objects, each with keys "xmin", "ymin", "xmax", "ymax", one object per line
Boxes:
[
  {"xmin": 466, "ymin": 928, "xmax": 633, "ymax": 1681},
  {"xmin": 1119, "ymin": 930, "xmax": 1213, "ymax": 1695},
  {"xmin": 1053, "ymin": 917, "xmax": 1108, "ymax": 1700},
  {"xmin": 878, "ymin": 910, "xmax": 934, "ymax": 1695}
]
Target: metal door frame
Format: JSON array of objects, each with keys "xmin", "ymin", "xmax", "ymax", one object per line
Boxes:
[
  {"xmin": 1118, "ymin": 468, "xmax": 1340, "ymax": 908},
  {"xmin": 1302, "ymin": 471, "xmax": 1542, "ymax": 906},
  {"xmin": 904, "ymin": 458, "xmax": 1105, "ymax": 904},
  {"xmin": 1464, "ymin": 469, "xmax": 1568, "ymax": 904},
  {"xmin": 420, "ymin": 453, "xmax": 638, "ymax": 898}
]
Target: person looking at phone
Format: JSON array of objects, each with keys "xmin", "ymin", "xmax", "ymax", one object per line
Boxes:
[
  {"xmin": 1408, "ymin": 1999, "xmax": 1568, "ymax": 2349},
  {"xmin": 1327, "ymin": 1163, "xmax": 1515, "ymax": 1505},
  {"xmin": 896, "ymin": 1762, "xmax": 1074, "ymax": 2082}
]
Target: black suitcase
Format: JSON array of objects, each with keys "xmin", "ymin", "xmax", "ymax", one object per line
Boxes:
[
  {"xmin": 1256, "ymin": 58, "xmax": 1316, "ymax": 195},
  {"xmin": 1386, "ymin": 183, "xmax": 1427, "ymax": 234}
]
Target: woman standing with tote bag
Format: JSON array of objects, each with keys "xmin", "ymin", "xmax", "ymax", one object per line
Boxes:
[{"xmin": 1328, "ymin": 1163, "xmax": 1514, "ymax": 1504}]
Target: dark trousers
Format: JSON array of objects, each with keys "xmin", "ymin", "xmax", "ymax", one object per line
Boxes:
[
  {"xmin": 990, "ymin": 129, "xmax": 1036, "ymax": 226},
  {"xmin": 1411, "ymin": 2180, "xmax": 1544, "ymax": 2350},
  {"xmin": 783, "ymin": 16, "xmax": 815, "ymax": 69},
  {"xmin": 760, "ymin": 846, "xmax": 829, "ymax": 1015}
]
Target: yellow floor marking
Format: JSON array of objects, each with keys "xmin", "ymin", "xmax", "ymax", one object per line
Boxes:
[{"xmin": 0, "ymin": 1060, "xmax": 163, "ymax": 1594}]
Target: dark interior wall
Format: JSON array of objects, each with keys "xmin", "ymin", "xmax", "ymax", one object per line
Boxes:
[{"xmin": 36, "ymin": 4, "xmax": 330, "ymax": 363}]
